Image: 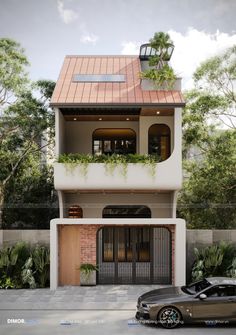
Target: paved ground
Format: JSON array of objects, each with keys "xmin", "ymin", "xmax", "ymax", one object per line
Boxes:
[
  {"xmin": 0, "ymin": 285, "xmax": 163, "ymax": 310},
  {"xmin": 0, "ymin": 286, "xmax": 235, "ymax": 334},
  {"xmin": 0, "ymin": 310, "xmax": 236, "ymax": 335}
]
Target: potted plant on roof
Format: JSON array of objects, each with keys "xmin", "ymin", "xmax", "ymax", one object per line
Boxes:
[
  {"xmin": 140, "ymin": 32, "xmax": 176, "ymax": 89},
  {"xmin": 79, "ymin": 263, "xmax": 99, "ymax": 286}
]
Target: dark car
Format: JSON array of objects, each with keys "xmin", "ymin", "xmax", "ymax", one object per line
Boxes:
[{"xmin": 136, "ymin": 277, "xmax": 236, "ymax": 329}]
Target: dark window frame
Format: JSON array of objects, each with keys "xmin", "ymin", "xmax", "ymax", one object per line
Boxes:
[
  {"xmin": 92, "ymin": 128, "xmax": 136, "ymax": 155},
  {"xmin": 102, "ymin": 227, "xmax": 151, "ymax": 263},
  {"xmin": 148, "ymin": 124, "xmax": 171, "ymax": 160}
]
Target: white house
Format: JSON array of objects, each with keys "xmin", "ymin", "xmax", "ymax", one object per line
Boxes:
[{"xmin": 50, "ymin": 45, "xmax": 186, "ymax": 289}]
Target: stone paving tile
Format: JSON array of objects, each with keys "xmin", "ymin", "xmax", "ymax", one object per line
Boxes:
[{"xmin": 0, "ymin": 285, "xmax": 164, "ymax": 310}]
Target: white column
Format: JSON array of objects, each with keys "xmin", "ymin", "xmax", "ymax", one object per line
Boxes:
[
  {"xmin": 58, "ymin": 190, "xmax": 65, "ymax": 218},
  {"xmin": 171, "ymin": 191, "xmax": 178, "ymax": 218},
  {"xmin": 50, "ymin": 219, "xmax": 58, "ymax": 290},
  {"xmin": 174, "ymin": 219, "xmax": 186, "ymax": 286},
  {"xmin": 55, "ymin": 107, "xmax": 65, "ymax": 157}
]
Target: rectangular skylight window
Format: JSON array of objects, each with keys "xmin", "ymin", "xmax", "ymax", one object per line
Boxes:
[{"xmin": 73, "ymin": 74, "xmax": 126, "ymax": 82}]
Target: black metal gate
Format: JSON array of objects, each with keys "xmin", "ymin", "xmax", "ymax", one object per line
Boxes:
[{"xmin": 97, "ymin": 226, "xmax": 171, "ymax": 284}]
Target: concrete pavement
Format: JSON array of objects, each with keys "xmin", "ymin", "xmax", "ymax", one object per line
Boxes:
[{"xmin": 0, "ymin": 285, "xmax": 163, "ymax": 310}]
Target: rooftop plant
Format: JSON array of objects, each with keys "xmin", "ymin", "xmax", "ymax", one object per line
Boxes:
[{"xmin": 140, "ymin": 31, "xmax": 176, "ymax": 89}]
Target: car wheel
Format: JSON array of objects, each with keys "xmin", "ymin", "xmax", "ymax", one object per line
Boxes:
[{"xmin": 158, "ymin": 306, "xmax": 182, "ymax": 329}]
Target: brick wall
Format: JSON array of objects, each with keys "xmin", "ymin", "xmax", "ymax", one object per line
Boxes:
[{"xmin": 79, "ymin": 225, "xmax": 101, "ymax": 265}]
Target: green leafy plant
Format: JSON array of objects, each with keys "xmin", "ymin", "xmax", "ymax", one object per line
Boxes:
[
  {"xmin": 58, "ymin": 153, "xmax": 160, "ymax": 178},
  {"xmin": 191, "ymin": 241, "xmax": 236, "ymax": 281},
  {"xmin": 0, "ymin": 275, "xmax": 16, "ymax": 289},
  {"xmin": 140, "ymin": 32, "xmax": 176, "ymax": 89},
  {"xmin": 21, "ymin": 257, "xmax": 36, "ymax": 289},
  {"xmin": 0, "ymin": 242, "xmax": 50, "ymax": 289},
  {"xmin": 32, "ymin": 245, "xmax": 50, "ymax": 288}
]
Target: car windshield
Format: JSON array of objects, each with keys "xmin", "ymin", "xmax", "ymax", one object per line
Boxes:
[{"xmin": 181, "ymin": 279, "xmax": 211, "ymax": 295}]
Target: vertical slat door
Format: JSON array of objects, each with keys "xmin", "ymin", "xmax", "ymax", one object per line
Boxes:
[{"xmin": 59, "ymin": 225, "xmax": 81, "ymax": 285}]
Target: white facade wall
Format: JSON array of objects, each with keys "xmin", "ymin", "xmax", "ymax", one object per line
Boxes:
[{"xmin": 64, "ymin": 192, "xmax": 173, "ymax": 218}]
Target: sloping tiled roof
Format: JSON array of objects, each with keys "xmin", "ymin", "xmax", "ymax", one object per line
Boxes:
[{"xmin": 51, "ymin": 56, "xmax": 185, "ymax": 106}]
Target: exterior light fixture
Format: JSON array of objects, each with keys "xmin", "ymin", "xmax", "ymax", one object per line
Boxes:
[
  {"xmin": 126, "ymin": 118, "xmax": 130, "ymax": 121},
  {"xmin": 73, "ymin": 118, "xmax": 77, "ymax": 121},
  {"xmin": 156, "ymin": 111, "xmax": 160, "ymax": 115},
  {"xmin": 99, "ymin": 118, "xmax": 102, "ymax": 121}
]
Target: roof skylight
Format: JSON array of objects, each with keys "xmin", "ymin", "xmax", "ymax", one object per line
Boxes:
[{"xmin": 73, "ymin": 74, "xmax": 126, "ymax": 82}]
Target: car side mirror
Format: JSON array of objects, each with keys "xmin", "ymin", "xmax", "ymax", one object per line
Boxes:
[{"xmin": 199, "ymin": 293, "xmax": 207, "ymax": 300}]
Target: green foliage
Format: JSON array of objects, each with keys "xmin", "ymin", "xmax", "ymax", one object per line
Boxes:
[
  {"xmin": 140, "ymin": 64, "xmax": 176, "ymax": 89},
  {"xmin": 179, "ymin": 130, "xmax": 236, "ymax": 229},
  {"xmin": 0, "ymin": 38, "xmax": 29, "ymax": 107},
  {"xmin": 191, "ymin": 242, "xmax": 236, "ymax": 281},
  {"xmin": 32, "ymin": 245, "xmax": 50, "ymax": 288},
  {"xmin": 21, "ymin": 257, "xmax": 36, "ymax": 289},
  {"xmin": 80, "ymin": 263, "xmax": 99, "ymax": 273},
  {"xmin": 194, "ymin": 45, "xmax": 236, "ymax": 103},
  {"xmin": 140, "ymin": 31, "xmax": 176, "ymax": 89},
  {"xmin": 3, "ymin": 164, "xmax": 58, "ymax": 229},
  {"xmin": 0, "ymin": 242, "xmax": 50, "ymax": 289},
  {"xmin": 58, "ymin": 153, "xmax": 159, "ymax": 178},
  {"xmin": 0, "ymin": 242, "xmax": 31, "ymax": 288},
  {"xmin": 179, "ymin": 46, "xmax": 236, "ymax": 229}
]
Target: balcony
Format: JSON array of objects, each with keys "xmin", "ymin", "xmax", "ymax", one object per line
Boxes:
[{"xmin": 54, "ymin": 152, "xmax": 182, "ymax": 191}]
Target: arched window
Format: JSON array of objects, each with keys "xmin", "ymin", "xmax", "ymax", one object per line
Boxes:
[
  {"xmin": 148, "ymin": 124, "xmax": 171, "ymax": 161},
  {"xmin": 93, "ymin": 128, "xmax": 136, "ymax": 155},
  {"xmin": 102, "ymin": 205, "xmax": 151, "ymax": 218}
]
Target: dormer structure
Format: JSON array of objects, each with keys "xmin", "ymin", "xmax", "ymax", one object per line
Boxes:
[{"xmin": 50, "ymin": 52, "xmax": 186, "ymax": 289}]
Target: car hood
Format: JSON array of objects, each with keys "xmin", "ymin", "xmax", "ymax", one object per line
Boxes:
[{"xmin": 139, "ymin": 286, "xmax": 186, "ymax": 303}]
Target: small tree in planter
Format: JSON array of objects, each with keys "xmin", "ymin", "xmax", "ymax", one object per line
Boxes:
[
  {"xmin": 79, "ymin": 263, "xmax": 98, "ymax": 286},
  {"xmin": 140, "ymin": 31, "xmax": 176, "ymax": 89}
]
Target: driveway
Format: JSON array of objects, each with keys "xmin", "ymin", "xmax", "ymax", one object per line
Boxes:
[{"xmin": 0, "ymin": 285, "xmax": 163, "ymax": 310}]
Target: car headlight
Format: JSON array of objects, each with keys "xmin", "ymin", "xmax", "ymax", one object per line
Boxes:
[{"xmin": 142, "ymin": 303, "xmax": 155, "ymax": 308}]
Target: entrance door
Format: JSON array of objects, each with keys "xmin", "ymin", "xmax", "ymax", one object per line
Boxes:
[
  {"xmin": 59, "ymin": 225, "xmax": 81, "ymax": 285},
  {"xmin": 97, "ymin": 227, "xmax": 171, "ymax": 284}
]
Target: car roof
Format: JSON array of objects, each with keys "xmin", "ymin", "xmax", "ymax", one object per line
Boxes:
[{"xmin": 206, "ymin": 277, "xmax": 236, "ymax": 285}]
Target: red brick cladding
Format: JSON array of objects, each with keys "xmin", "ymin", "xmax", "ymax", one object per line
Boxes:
[{"xmin": 80, "ymin": 225, "xmax": 102, "ymax": 264}]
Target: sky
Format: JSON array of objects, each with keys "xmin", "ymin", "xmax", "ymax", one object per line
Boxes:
[{"xmin": 0, "ymin": 0, "xmax": 236, "ymax": 89}]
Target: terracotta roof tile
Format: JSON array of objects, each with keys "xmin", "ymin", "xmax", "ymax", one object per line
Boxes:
[{"xmin": 51, "ymin": 56, "xmax": 185, "ymax": 106}]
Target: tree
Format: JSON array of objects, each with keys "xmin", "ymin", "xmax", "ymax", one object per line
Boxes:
[
  {"xmin": 178, "ymin": 130, "xmax": 236, "ymax": 229},
  {"xmin": 0, "ymin": 38, "xmax": 55, "ymax": 228},
  {"xmin": 0, "ymin": 38, "xmax": 29, "ymax": 108},
  {"xmin": 184, "ymin": 45, "xmax": 236, "ymax": 138},
  {"xmin": 179, "ymin": 45, "xmax": 236, "ymax": 229}
]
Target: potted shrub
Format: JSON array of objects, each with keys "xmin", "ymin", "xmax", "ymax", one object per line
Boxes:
[
  {"xmin": 140, "ymin": 31, "xmax": 176, "ymax": 89},
  {"xmin": 79, "ymin": 263, "xmax": 98, "ymax": 286}
]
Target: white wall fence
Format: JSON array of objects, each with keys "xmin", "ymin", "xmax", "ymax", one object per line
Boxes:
[{"xmin": 1, "ymin": 229, "xmax": 236, "ymax": 283}]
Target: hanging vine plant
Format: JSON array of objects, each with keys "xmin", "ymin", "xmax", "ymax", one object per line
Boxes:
[
  {"xmin": 140, "ymin": 32, "xmax": 177, "ymax": 89},
  {"xmin": 57, "ymin": 153, "xmax": 160, "ymax": 179}
]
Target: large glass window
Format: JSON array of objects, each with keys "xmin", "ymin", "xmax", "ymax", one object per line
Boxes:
[
  {"xmin": 102, "ymin": 227, "xmax": 151, "ymax": 262},
  {"xmin": 148, "ymin": 124, "xmax": 171, "ymax": 161},
  {"xmin": 102, "ymin": 228, "xmax": 114, "ymax": 262},
  {"xmin": 93, "ymin": 128, "xmax": 136, "ymax": 155}
]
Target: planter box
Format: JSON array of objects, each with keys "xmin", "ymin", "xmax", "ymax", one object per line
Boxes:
[
  {"xmin": 54, "ymin": 158, "xmax": 182, "ymax": 191},
  {"xmin": 80, "ymin": 270, "xmax": 96, "ymax": 286}
]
